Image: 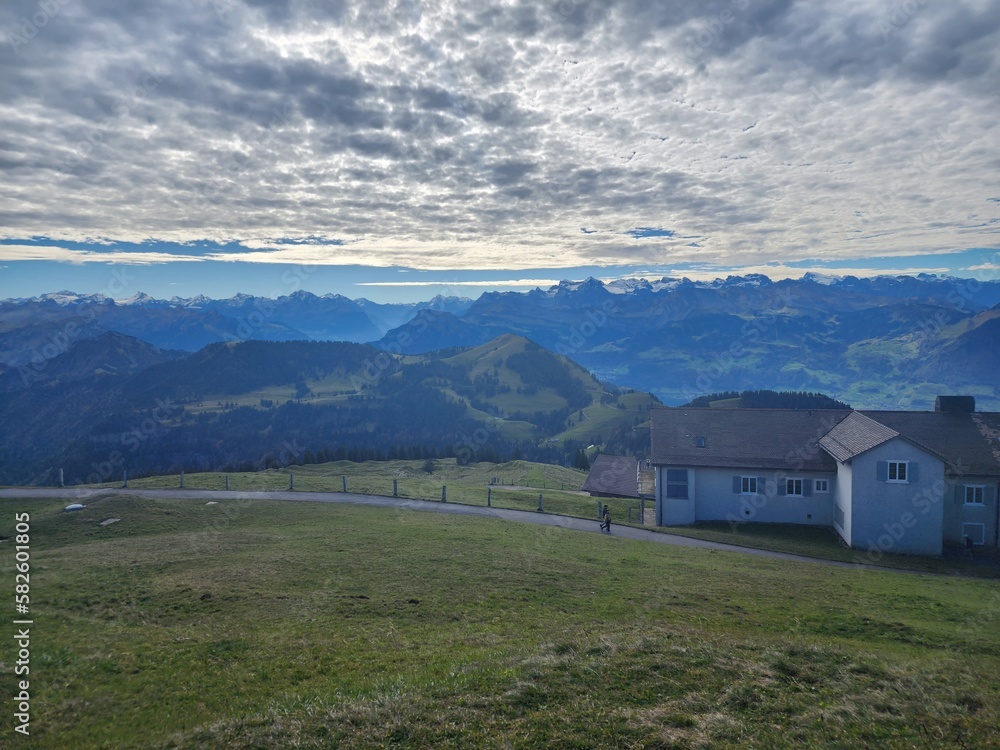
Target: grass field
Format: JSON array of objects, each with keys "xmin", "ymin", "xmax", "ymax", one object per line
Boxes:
[
  {"xmin": 83, "ymin": 458, "xmax": 653, "ymax": 525},
  {"xmin": 656, "ymin": 521, "xmax": 1000, "ymax": 580},
  {"xmin": 2, "ymin": 493, "xmax": 999, "ymax": 748}
]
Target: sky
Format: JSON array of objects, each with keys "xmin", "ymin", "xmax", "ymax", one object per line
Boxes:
[{"xmin": 1, "ymin": 0, "xmax": 998, "ymax": 303}]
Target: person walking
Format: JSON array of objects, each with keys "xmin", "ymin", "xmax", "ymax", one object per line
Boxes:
[{"xmin": 600, "ymin": 504, "xmax": 611, "ymax": 533}]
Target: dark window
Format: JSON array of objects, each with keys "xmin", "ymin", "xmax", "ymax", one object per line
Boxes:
[
  {"xmin": 965, "ymin": 486, "xmax": 984, "ymax": 505},
  {"xmin": 741, "ymin": 476, "xmax": 758, "ymax": 494},
  {"xmin": 785, "ymin": 478, "xmax": 803, "ymax": 496},
  {"xmin": 888, "ymin": 461, "xmax": 908, "ymax": 482},
  {"xmin": 666, "ymin": 469, "xmax": 688, "ymax": 499}
]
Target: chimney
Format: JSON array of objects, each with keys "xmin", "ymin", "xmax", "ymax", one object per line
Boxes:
[{"xmin": 935, "ymin": 395, "xmax": 975, "ymax": 413}]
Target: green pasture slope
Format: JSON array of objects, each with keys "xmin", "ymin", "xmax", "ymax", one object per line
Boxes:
[
  {"xmin": 84, "ymin": 458, "xmax": 652, "ymax": 523},
  {"xmin": 2, "ymin": 494, "xmax": 999, "ymax": 749}
]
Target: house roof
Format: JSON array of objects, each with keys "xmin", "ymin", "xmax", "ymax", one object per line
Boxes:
[
  {"xmin": 650, "ymin": 405, "xmax": 1000, "ymax": 477},
  {"xmin": 650, "ymin": 408, "xmax": 851, "ymax": 472},
  {"xmin": 819, "ymin": 412, "xmax": 900, "ymax": 463},
  {"xmin": 582, "ymin": 454, "xmax": 643, "ymax": 498},
  {"xmin": 973, "ymin": 413, "xmax": 1000, "ymax": 469},
  {"xmin": 860, "ymin": 410, "xmax": 1000, "ymax": 476}
]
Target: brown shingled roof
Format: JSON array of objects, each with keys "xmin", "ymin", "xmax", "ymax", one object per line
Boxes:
[
  {"xmin": 859, "ymin": 410, "xmax": 1000, "ymax": 475},
  {"xmin": 819, "ymin": 412, "xmax": 899, "ymax": 462},
  {"xmin": 582, "ymin": 454, "xmax": 644, "ymax": 498},
  {"xmin": 650, "ymin": 407, "xmax": 851, "ymax": 472},
  {"xmin": 650, "ymin": 406, "xmax": 1000, "ymax": 477}
]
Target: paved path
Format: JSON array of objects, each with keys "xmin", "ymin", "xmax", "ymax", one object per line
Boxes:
[{"xmin": 0, "ymin": 487, "xmax": 899, "ymax": 573}]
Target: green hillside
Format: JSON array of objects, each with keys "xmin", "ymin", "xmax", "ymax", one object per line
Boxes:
[
  {"xmin": 1, "ymin": 336, "xmax": 659, "ymax": 485},
  {"xmin": 3, "ymin": 494, "xmax": 998, "ymax": 748}
]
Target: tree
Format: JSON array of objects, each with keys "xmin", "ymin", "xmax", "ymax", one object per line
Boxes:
[
  {"xmin": 573, "ymin": 448, "xmax": 590, "ymax": 471},
  {"xmin": 422, "ymin": 458, "xmax": 436, "ymax": 474}
]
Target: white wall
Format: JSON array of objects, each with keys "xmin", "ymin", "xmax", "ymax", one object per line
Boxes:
[
  {"xmin": 694, "ymin": 467, "xmax": 836, "ymax": 526},
  {"xmin": 943, "ymin": 476, "xmax": 999, "ymax": 547},
  {"xmin": 848, "ymin": 438, "xmax": 945, "ymax": 557},
  {"xmin": 833, "ymin": 461, "xmax": 853, "ymax": 546},
  {"xmin": 656, "ymin": 466, "xmax": 696, "ymax": 525}
]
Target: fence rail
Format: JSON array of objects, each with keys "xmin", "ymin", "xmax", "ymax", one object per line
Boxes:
[{"xmin": 81, "ymin": 470, "xmax": 653, "ymax": 527}]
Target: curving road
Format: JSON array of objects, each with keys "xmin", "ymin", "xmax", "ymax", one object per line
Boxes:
[{"xmin": 1, "ymin": 486, "xmax": 904, "ymax": 573}]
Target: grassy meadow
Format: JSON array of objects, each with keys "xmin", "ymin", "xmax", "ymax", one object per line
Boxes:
[
  {"xmin": 83, "ymin": 458, "xmax": 652, "ymax": 526},
  {"xmin": 656, "ymin": 521, "xmax": 1000, "ymax": 580},
  {"xmin": 1, "ymin": 492, "xmax": 999, "ymax": 748}
]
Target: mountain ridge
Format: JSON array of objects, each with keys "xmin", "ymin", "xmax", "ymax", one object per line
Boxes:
[{"xmin": 4, "ymin": 273, "xmax": 999, "ymax": 410}]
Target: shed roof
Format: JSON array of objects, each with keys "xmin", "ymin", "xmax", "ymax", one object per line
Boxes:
[{"xmin": 582, "ymin": 454, "xmax": 643, "ymax": 498}]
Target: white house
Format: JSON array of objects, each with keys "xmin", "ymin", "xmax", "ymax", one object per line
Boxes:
[{"xmin": 650, "ymin": 396, "xmax": 1000, "ymax": 557}]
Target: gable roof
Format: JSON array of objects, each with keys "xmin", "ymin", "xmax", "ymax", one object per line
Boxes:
[
  {"xmin": 582, "ymin": 455, "xmax": 644, "ymax": 498},
  {"xmin": 650, "ymin": 407, "xmax": 851, "ymax": 472},
  {"xmin": 650, "ymin": 406, "xmax": 1000, "ymax": 477},
  {"xmin": 819, "ymin": 412, "xmax": 900, "ymax": 462},
  {"xmin": 860, "ymin": 410, "xmax": 1000, "ymax": 475},
  {"xmin": 974, "ymin": 413, "xmax": 1000, "ymax": 469}
]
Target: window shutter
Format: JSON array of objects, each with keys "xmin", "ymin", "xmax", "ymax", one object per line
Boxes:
[
  {"xmin": 877, "ymin": 461, "xmax": 888, "ymax": 482},
  {"xmin": 758, "ymin": 477, "xmax": 766, "ymax": 494},
  {"xmin": 908, "ymin": 463, "xmax": 918, "ymax": 482},
  {"xmin": 955, "ymin": 486, "xmax": 964, "ymax": 504},
  {"xmin": 777, "ymin": 479, "xmax": 786, "ymax": 496},
  {"xmin": 733, "ymin": 476, "xmax": 741, "ymax": 494},
  {"xmin": 803, "ymin": 479, "xmax": 812, "ymax": 497},
  {"xmin": 984, "ymin": 486, "xmax": 996, "ymax": 506}
]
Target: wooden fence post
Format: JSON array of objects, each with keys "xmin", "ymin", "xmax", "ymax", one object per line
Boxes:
[
  {"xmin": 342, "ymin": 475, "xmax": 347, "ymax": 492},
  {"xmin": 487, "ymin": 487, "xmax": 491, "ymax": 507},
  {"xmin": 393, "ymin": 478, "xmax": 398, "ymax": 497},
  {"xmin": 442, "ymin": 485, "xmax": 447, "ymax": 503},
  {"xmin": 538, "ymin": 493, "xmax": 543, "ymax": 512}
]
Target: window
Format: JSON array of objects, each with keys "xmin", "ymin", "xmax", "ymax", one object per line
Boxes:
[
  {"xmin": 963, "ymin": 523, "xmax": 985, "ymax": 545},
  {"xmin": 815, "ymin": 479, "xmax": 830, "ymax": 493},
  {"xmin": 695, "ymin": 437, "xmax": 706, "ymax": 448},
  {"xmin": 887, "ymin": 461, "xmax": 908, "ymax": 482},
  {"xmin": 741, "ymin": 476, "xmax": 758, "ymax": 494},
  {"xmin": 878, "ymin": 460, "xmax": 918, "ymax": 483},
  {"xmin": 964, "ymin": 486, "xmax": 985, "ymax": 505},
  {"xmin": 785, "ymin": 478, "xmax": 803, "ymax": 496},
  {"xmin": 665, "ymin": 469, "xmax": 688, "ymax": 499}
]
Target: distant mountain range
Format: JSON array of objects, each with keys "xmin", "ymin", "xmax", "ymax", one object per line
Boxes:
[
  {"xmin": 0, "ymin": 290, "xmax": 474, "ymax": 363},
  {"xmin": 2, "ymin": 273, "xmax": 999, "ymax": 412}
]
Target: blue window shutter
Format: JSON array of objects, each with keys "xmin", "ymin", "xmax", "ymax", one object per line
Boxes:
[
  {"xmin": 777, "ymin": 479, "xmax": 786, "ymax": 496},
  {"xmin": 908, "ymin": 462, "xmax": 918, "ymax": 482},
  {"xmin": 758, "ymin": 477, "xmax": 766, "ymax": 493},
  {"xmin": 955, "ymin": 486, "xmax": 964, "ymax": 504},
  {"xmin": 733, "ymin": 476, "xmax": 741, "ymax": 494},
  {"xmin": 877, "ymin": 461, "xmax": 888, "ymax": 482},
  {"xmin": 803, "ymin": 479, "xmax": 812, "ymax": 497},
  {"xmin": 984, "ymin": 486, "xmax": 996, "ymax": 506}
]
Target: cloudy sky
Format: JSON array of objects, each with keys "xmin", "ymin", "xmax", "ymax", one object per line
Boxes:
[{"xmin": 1, "ymin": 0, "xmax": 998, "ymax": 301}]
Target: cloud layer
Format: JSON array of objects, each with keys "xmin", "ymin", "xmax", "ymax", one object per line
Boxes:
[{"xmin": 1, "ymin": 0, "xmax": 998, "ymax": 271}]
